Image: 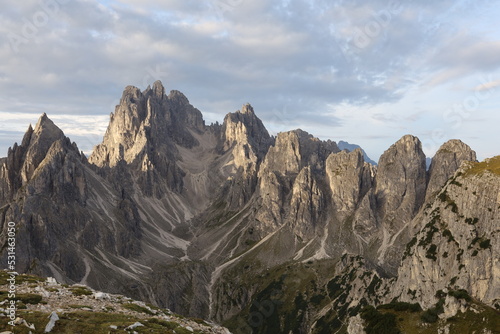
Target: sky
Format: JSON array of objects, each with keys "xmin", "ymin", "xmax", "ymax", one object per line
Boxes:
[{"xmin": 1, "ymin": 0, "xmax": 500, "ymax": 162}]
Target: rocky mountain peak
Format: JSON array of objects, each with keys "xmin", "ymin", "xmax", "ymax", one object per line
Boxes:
[
  {"xmin": 260, "ymin": 129, "xmax": 339, "ymax": 176},
  {"xmin": 0, "ymin": 114, "xmax": 83, "ymax": 205},
  {"xmin": 326, "ymin": 148, "xmax": 365, "ymax": 214},
  {"xmin": 33, "ymin": 113, "xmax": 65, "ymax": 144},
  {"xmin": 376, "ymin": 134, "xmax": 427, "ymax": 204},
  {"xmin": 20, "ymin": 114, "xmax": 69, "ymax": 181},
  {"xmin": 121, "ymin": 85, "xmax": 143, "ymax": 103},
  {"xmin": 152, "ymin": 80, "xmax": 165, "ymax": 98},
  {"xmin": 222, "ymin": 104, "xmax": 272, "ymax": 172},
  {"xmin": 426, "ymin": 139, "xmax": 477, "ymax": 201},
  {"xmin": 240, "ymin": 103, "xmax": 254, "ymax": 114},
  {"xmin": 89, "ymin": 83, "xmax": 205, "ymax": 169},
  {"xmin": 167, "ymin": 89, "xmax": 189, "ymax": 105},
  {"xmin": 374, "ymin": 134, "xmax": 427, "ymax": 270}
]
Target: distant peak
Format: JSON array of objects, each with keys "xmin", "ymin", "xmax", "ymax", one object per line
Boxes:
[
  {"xmin": 28, "ymin": 113, "xmax": 64, "ymax": 140},
  {"xmin": 152, "ymin": 80, "xmax": 165, "ymax": 98},
  {"xmin": 241, "ymin": 103, "xmax": 254, "ymax": 114},
  {"xmin": 398, "ymin": 134, "xmax": 419, "ymax": 143},
  {"xmin": 35, "ymin": 113, "xmax": 61, "ymax": 134},
  {"xmin": 391, "ymin": 134, "xmax": 422, "ymax": 152},
  {"xmin": 168, "ymin": 90, "xmax": 189, "ymax": 104}
]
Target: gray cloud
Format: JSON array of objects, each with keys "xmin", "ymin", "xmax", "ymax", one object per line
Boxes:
[{"xmin": 0, "ymin": 0, "xmax": 499, "ymax": 160}]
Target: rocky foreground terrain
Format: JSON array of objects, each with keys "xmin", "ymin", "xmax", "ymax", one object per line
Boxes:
[
  {"xmin": 0, "ymin": 271, "xmax": 230, "ymax": 333},
  {"xmin": 0, "ymin": 81, "xmax": 499, "ymax": 333}
]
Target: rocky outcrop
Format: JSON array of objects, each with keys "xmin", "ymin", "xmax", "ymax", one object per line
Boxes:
[
  {"xmin": 0, "ymin": 272, "xmax": 230, "ymax": 334},
  {"xmin": 370, "ymin": 135, "xmax": 427, "ymax": 273},
  {"xmin": 0, "ymin": 114, "xmax": 69, "ymax": 204},
  {"xmin": 0, "ymin": 114, "xmax": 146, "ymax": 302},
  {"xmin": 88, "ymin": 80, "xmax": 207, "ymax": 195},
  {"xmin": 391, "ymin": 158, "xmax": 500, "ymax": 310},
  {"xmin": 326, "ymin": 149, "xmax": 365, "ymax": 215},
  {"xmin": 222, "ymin": 103, "xmax": 271, "ymax": 171},
  {"xmin": 426, "ymin": 139, "xmax": 477, "ymax": 201},
  {"xmin": 260, "ymin": 129, "xmax": 338, "ymax": 175},
  {"xmin": 89, "ymin": 81, "xmax": 204, "ymax": 168},
  {"xmin": 255, "ymin": 130, "xmax": 338, "ymax": 235},
  {"xmin": 375, "ymin": 135, "xmax": 427, "ymax": 232},
  {"xmin": 289, "ymin": 166, "xmax": 324, "ymax": 239}
]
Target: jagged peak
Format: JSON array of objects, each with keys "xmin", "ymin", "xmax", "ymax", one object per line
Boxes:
[
  {"xmin": 397, "ymin": 134, "xmax": 421, "ymax": 146},
  {"xmin": 426, "ymin": 139, "xmax": 477, "ymax": 201},
  {"xmin": 152, "ymin": 80, "xmax": 165, "ymax": 98},
  {"xmin": 240, "ymin": 103, "xmax": 254, "ymax": 114},
  {"xmin": 436, "ymin": 139, "xmax": 476, "ymax": 157},
  {"xmin": 168, "ymin": 89, "xmax": 189, "ymax": 104},
  {"xmin": 120, "ymin": 85, "xmax": 143, "ymax": 104},
  {"xmin": 381, "ymin": 134, "xmax": 424, "ymax": 158},
  {"xmin": 33, "ymin": 113, "xmax": 65, "ymax": 141},
  {"xmin": 21, "ymin": 124, "xmax": 34, "ymax": 147},
  {"xmin": 276, "ymin": 129, "xmax": 317, "ymax": 143}
]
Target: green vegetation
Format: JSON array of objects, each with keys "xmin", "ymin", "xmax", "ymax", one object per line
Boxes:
[
  {"xmin": 419, "ymin": 223, "xmax": 438, "ymax": 247},
  {"xmin": 437, "ymin": 190, "xmax": 458, "ymax": 213},
  {"xmin": 420, "ymin": 298, "xmax": 445, "ymax": 323},
  {"xmin": 403, "ymin": 236, "xmax": 418, "ymax": 259},
  {"xmin": 310, "ymin": 294, "xmax": 325, "ymax": 305},
  {"xmin": 361, "ymin": 306, "xmax": 401, "ymax": 334},
  {"xmin": 377, "ymin": 301, "xmax": 422, "ymax": 313},
  {"xmin": 122, "ymin": 302, "xmax": 155, "ymax": 315},
  {"xmin": 420, "ymin": 308, "xmax": 439, "ymax": 323},
  {"xmin": 358, "ymin": 293, "xmax": 500, "ymax": 333},
  {"xmin": 469, "ymin": 236, "xmax": 492, "ymax": 252},
  {"xmin": 426, "ymin": 244, "xmax": 438, "ymax": 261},
  {"xmin": 69, "ymin": 286, "xmax": 93, "ymax": 296},
  {"xmin": 0, "ymin": 292, "xmax": 43, "ymax": 304},
  {"xmin": 69, "ymin": 304, "xmax": 93, "ymax": 309},
  {"xmin": 442, "ymin": 229, "xmax": 455, "ymax": 242},
  {"xmin": 465, "ymin": 217, "xmax": 479, "ymax": 225},
  {"xmin": 479, "ymin": 239, "xmax": 491, "ymax": 249},
  {"xmin": 463, "ymin": 156, "xmax": 500, "ymax": 176},
  {"xmin": 0, "ymin": 271, "xmax": 43, "ymax": 285},
  {"xmin": 366, "ymin": 275, "xmax": 382, "ymax": 296},
  {"xmin": 448, "ymin": 289, "xmax": 471, "ymax": 302},
  {"xmin": 148, "ymin": 318, "xmax": 180, "ymax": 329},
  {"xmin": 0, "ymin": 310, "xmax": 202, "ymax": 334}
]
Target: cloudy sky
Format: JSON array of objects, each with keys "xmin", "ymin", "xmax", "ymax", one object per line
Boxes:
[{"xmin": 1, "ymin": 0, "xmax": 499, "ymax": 162}]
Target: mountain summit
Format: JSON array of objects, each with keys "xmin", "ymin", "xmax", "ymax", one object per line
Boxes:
[{"xmin": 1, "ymin": 83, "xmax": 497, "ymax": 334}]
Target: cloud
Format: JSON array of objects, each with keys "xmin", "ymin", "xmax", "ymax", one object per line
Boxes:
[
  {"xmin": 475, "ymin": 80, "xmax": 500, "ymax": 91},
  {"xmin": 0, "ymin": 0, "xmax": 499, "ymax": 160}
]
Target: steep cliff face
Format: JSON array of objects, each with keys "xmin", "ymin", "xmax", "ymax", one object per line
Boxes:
[
  {"xmin": 426, "ymin": 139, "xmax": 477, "ymax": 201},
  {"xmin": 0, "ymin": 114, "xmax": 66, "ymax": 204},
  {"xmin": 222, "ymin": 103, "xmax": 271, "ymax": 170},
  {"xmin": 254, "ymin": 129, "xmax": 339, "ymax": 236},
  {"xmin": 392, "ymin": 157, "xmax": 500, "ymax": 310},
  {"xmin": 88, "ymin": 81, "xmax": 207, "ymax": 196},
  {"xmin": 89, "ymin": 81, "xmax": 204, "ymax": 168},
  {"xmin": 0, "ymin": 114, "xmax": 146, "ymax": 300},
  {"xmin": 1, "ymin": 83, "xmax": 495, "ymax": 334},
  {"xmin": 326, "ymin": 149, "xmax": 366, "ymax": 216},
  {"xmin": 375, "ymin": 135, "xmax": 427, "ymax": 233}
]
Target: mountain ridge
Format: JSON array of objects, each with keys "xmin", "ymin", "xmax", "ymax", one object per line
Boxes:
[{"xmin": 1, "ymin": 81, "xmax": 498, "ymax": 334}]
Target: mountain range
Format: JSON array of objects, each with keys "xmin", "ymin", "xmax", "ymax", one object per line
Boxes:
[{"xmin": 0, "ymin": 81, "xmax": 498, "ymax": 333}]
